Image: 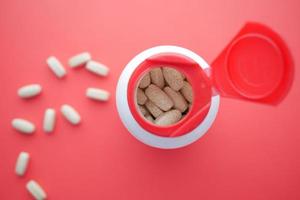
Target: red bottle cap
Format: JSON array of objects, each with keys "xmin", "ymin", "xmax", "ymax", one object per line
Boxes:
[{"xmin": 211, "ymin": 22, "xmax": 294, "ymax": 104}]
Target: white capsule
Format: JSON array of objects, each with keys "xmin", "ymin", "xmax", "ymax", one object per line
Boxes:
[
  {"xmin": 60, "ymin": 104, "xmax": 81, "ymax": 125},
  {"xmin": 86, "ymin": 88, "xmax": 110, "ymax": 101},
  {"xmin": 18, "ymin": 84, "xmax": 42, "ymax": 99},
  {"xmin": 43, "ymin": 108, "xmax": 56, "ymax": 133},
  {"xmin": 12, "ymin": 119, "xmax": 35, "ymax": 134},
  {"xmin": 46, "ymin": 56, "xmax": 66, "ymax": 78},
  {"xmin": 86, "ymin": 60, "xmax": 109, "ymax": 76},
  {"xmin": 68, "ymin": 52, "xmax": 91, "ymax": 68},
  {"xmin": 26, "ymin": 180, "xmax": 47, "ymax": 200},
  {"xmin": 15, "ymin": 152, "xmax": 30, "ymax": 176}
]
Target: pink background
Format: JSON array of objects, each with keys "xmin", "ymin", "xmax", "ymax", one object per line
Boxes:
[{"xmin": 1, "ymin": 0, "xmax": 300, "ymax": 199}]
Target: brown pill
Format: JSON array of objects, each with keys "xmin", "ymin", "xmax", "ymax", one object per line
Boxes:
[
  {"xmin": 144, "ymin": 114, "xmax": 154, "ymax": 123},
  {"xmin": 181, "ymin": 72, "xmax": 186, "ymax": 80},
  {"xmin": 139, "ymin": 72, "xmax": 151, "ymax": 88},
  {"xmin": 138, "ymin": 105, "xmax": 149, "ymax": 116},
  {"xmin": 145, "ymin": 84, "xmax": 173, "ymax": 111},
  {"xmin": 150, "ymin": 68, "xmax": 165, "ymax": 88},
  {"xmin": 154, "ymin": 109, "xmax": 182, "ymax": 126},
  {"xmin": 162, "ymin": 67, "xmax": 184, "ymax": 91},
  {"xmin": 145, "ymin": 100, "xmax": 163, "ymax": 118},
  {"xmin": 164, "ymin": 86, "xmax": 188, "ymax": 112},
  {"xmin": 136, "ymin": 88, "xmax": 147, "ymax": 105},
  {"xmin": 180, "ymin": 81, "xmax": 193, "ymax": 103}
]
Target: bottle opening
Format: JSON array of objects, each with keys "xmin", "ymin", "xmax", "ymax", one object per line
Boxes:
[
  {"xmin": 127, "ymin": 53, "xmax": 212, "ymax": 137},
  {"xmin": 135, "ymin": 67, "xmax": 194, "ymax": 127}
]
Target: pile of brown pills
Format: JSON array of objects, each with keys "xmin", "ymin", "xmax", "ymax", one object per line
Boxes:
[{"xmin": 136, "ymin": 67, "xmax": 193, "ymax": 126}]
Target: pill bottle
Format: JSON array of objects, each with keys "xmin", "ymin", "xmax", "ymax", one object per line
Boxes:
[{"xmin": 116, "ymin": 22, "xmax": 293, "ymax": 149}]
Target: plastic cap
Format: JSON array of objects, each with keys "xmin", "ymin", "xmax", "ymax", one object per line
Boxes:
[{"xmin": 211, "ymin": 22, "xmax": 294, "ymax": 104}]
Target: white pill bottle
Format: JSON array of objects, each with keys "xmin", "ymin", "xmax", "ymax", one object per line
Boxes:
[{"xmin": 116, "ymin": 22, "xmax": 293, "ymax": 149}]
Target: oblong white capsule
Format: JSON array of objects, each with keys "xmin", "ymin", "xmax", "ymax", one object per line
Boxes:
[
  {"xmin": 26, "ymin": 180, "xmax": 47, "ymax": 200},
  {"xmin": 18, "ymin": 84, "xmax": 42, "ymax": 98},
  {"xmin": 43, "ymin": 108, "xmax": 56, "ymax": 133},
  {"xmin": 46, "ymin": 56, "xmax": 66, "ymax": 78},
  {"xmin": 68, "ymin": 52, "xmax": 91, "ymax": 68},
  {"xmin": 86, "ymin": 88, "xmax": 110, "ymax": 101},
  {"xmin": 15, "ymin": 152, "xmax": 30, "ymax": 176},
  {"xmin": 12, "ymin": 119, "xmax": 35, "ymax": 134},
  {"xmin": 86, "ymin": 60, "xmax": 109, "ymax": 76},
  {"xmin": 60, "ymin": 104, "xmax": 81, "ymax": 125}
]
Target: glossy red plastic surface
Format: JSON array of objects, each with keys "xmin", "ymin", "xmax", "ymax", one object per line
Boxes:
[{"xmin": 211, "ymin": 22, "xmax": 294, "ymax": 104}]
